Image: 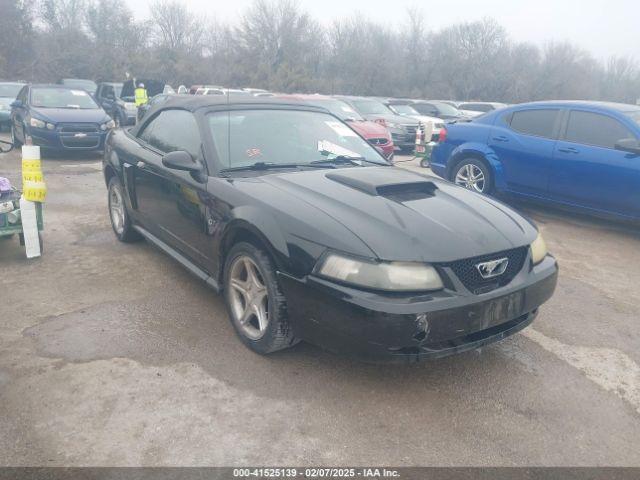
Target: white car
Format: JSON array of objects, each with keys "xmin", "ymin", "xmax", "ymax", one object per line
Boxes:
[{"xmin": 386, "ymin": 103, "xmax": 445, "ymax": 141}]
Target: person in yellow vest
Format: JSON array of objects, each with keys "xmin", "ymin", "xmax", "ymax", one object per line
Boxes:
[{"xmin": 134, "ymin": 83, "xmax": 148, "ymax": 107}]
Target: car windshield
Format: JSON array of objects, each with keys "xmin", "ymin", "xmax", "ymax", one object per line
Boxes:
[
  {"xmin": 624, "ymin": 110, "xmax": 640, "ymax": 126},
  {"xmin": 0, "ymin": 84, "xmax": 23, "ymax": 98},
  {"xmin": 209, "ymin": 109, "xmax": 388, "ymax": 170},
  {"xmin": 350, "ymin": 99, "xmax": 390, "ymax": 115},
  {"xmin": 31, "ymin": 87, "xmax": 99, "ymax": 109},
  {"xmin": 61, "ymin": 79, "xmax": 97, "ymax": 93},
  {"xmin": 309, "ymin": 99, "xmax": 364, "ymax": 121},
  {"xmin": 430, "ymin": 101, "xmax": 462, "ymax": 116},
  {"xmin": 391, "ymin": 104, "xmax": 420, "ymax": 115}
]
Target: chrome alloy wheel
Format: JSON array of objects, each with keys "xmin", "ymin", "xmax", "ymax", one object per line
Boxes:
[
  {"xmin": 455, "ymin": 163, "xmax": 486, "ymax": 193},
  {"xmin": 109, "ymin": 182, "xmax": 125, "ymax": 235},
  {"xmin": 229, "ymin": 255, "xmax": 269, "ymax": 340}
]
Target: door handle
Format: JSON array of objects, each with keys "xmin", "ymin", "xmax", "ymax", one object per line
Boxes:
[
  {"xmin": 492, "ymin": 135, "xmax": 509, "ymax": 142},
  {"xmin": 136, "ymin": 161, "xmax": 146, "ymax": 169},
  {"xmin": 558, "ymin": 147, "xmax": 579, "ymax": 154}
]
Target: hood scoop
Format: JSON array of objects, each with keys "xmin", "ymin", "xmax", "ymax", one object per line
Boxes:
[{"xmin": 325, "ymin": 168, "xmax": 438, "ymax": 200}]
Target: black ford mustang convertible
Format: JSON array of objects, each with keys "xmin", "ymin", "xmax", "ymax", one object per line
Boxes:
[{"xmin": 103, "ymin": 96, "xmax": 558, "ymax": 363}]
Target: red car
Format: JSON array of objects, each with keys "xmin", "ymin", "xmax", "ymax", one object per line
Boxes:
[{"xmin": 276, "ymin": 94, "xmax": 395, "ymax": 159}]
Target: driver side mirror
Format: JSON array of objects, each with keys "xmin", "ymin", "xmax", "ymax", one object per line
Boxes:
[
  {"xmin": 10, "ymin": 100, "xmax": 22, "ymax": 109},
  {"xmin": 162, "ymin": 150, "xmax": 202, "ymax": 172},
  {"xmin": 615, "ymin": 138, "xmax": 640, "ymax": 155}
]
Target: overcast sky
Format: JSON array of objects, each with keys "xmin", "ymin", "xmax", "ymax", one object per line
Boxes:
[{"xmin": 127, "ymin": 0, "xmax": 639, "ymax": 61}]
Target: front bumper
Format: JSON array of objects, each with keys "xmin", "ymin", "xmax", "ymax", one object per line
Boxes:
[
  {"xmin": 279, "ymin": 255, "xmax": 558, "ymax": 363},
  {"xmin": 391, "ymin": 132, "xmax": 415, "ymax": 150}
]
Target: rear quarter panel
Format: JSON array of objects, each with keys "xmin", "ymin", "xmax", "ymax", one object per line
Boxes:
[{"xmin": 431, "ymin": 119, "xmax": 495, "ymax": 180}]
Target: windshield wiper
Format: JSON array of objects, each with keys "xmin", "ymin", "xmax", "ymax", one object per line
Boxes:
[
  {"xmin": 220, "ymin": 161, "xmax": 332, "ymax": 173},
  {"xmin": 310, "ymin": 155, "xmax": 387, "ymax": 167}
]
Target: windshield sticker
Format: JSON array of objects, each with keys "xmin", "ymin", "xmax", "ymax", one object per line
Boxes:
[
  {"xmin": 70, "ymin": 90, "xmax": 88, "ymax": 96},
  {"xmin": 317, "ymin": 140, "xmax": 360, "ymax": 159},
  {"xmin": 246, "ymin": 148, "xmax": 262, "ymax": 158},
  {"xmin": 325, "ymin": 120, "xmax": 357, "ymax": 137}
]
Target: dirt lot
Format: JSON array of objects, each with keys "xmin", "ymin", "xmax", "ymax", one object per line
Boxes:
[{"xmin": 1, "ymin": 138, "xmax": 639, "ymax": 466}]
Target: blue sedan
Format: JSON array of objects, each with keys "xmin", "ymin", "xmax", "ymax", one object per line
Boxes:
[
  {"xmin": 431, "ymin": 101, "xmax": 640, "ymax": 222},
  {"xmin": 10, "ymin": 84, "xmax": 115, "ymax": 151}
]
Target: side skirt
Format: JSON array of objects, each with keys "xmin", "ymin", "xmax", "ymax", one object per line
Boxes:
[{"xmin": 133, "ymin": 225, "xmax": 220, "ymax": 292}]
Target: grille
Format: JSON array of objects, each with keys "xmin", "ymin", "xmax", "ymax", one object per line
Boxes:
[
  {"xmin": 403, "ymin": 124, "xmax": 418, "ymax": 136},
  {"xmin": 60, "ymin": 136, "xmax": 101, "ymax": 148},
  {"xmin": 438, "ymin": 247, "xmax": 528, "ymax": 294},
  {"xmin": 368, "ymin": 138, "xmax": 389, "ymax": 145},
  {"xmin": 59, "ymin": 123, "xmax": 99, "ymax": 133}
]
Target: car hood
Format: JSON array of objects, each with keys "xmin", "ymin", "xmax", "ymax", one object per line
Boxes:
[
  {"xmin": 346, "ymin": 120, "xmax": 391, "ymax": 139},
  {"xmin": 260, "ymin": 167, "xmax": 537, "ymax": 263},
  {"xmin": 30, "ymin": 107, "xmax": 109, "ymax": 123},
  {"xmin": 459, "ymin": 109, "xmax": 483, "ymax": 117},
  {"xmin": 362, "ymin": 113, "xmax": 419, "ymax": 125},
  {"xmin": 406, "ymin": 114, "xmax": 444, "ymax": 126}
]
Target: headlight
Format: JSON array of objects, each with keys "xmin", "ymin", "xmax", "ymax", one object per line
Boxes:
[
  {"xmin": 316, "ymin": 253, "xmax": 444, "ymax": 292},
  {"xmin": 386, "ymin": 122, "xmax": 401, "ymax": 129},
  {"xmin": 29, "ymin": 117, "xmax": 46, "ymax": 129},
  {"xmin": 530, "ymin": 232, "xmax": 548, "ymax": 265},
  {"xmin": 46, "ymin": 123, "xmax": 55, "ymax": 130},
  {"xmin": 101, "ymin": 119, "xmax": 116, "ymax": 130}
]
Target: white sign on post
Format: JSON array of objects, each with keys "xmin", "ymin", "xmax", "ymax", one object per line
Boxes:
[{"xmin": 19, "ymin": 196, "xmax": 41, "ymax": 258}]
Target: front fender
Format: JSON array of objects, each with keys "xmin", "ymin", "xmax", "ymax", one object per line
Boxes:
[
  {"xmin": 217, "ymin": 207, "xmax": 291, "ymax": 276},
  {"xmin": 447, "ymin": 142, "xmax": 507, "ymax": 191}
]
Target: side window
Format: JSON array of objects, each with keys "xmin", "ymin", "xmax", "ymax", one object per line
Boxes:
[
  {"xmin": 138, "ymin": 120, "xmax": 155, "ymax": 144},
  {"xmin": 142, "ymin": 110, "xmax": 202, "ymax": 159},
  {"xmin": 509, "ymin": 109, "xmax": 559, "ymax": 139},
  {"xmin": 564, "ymin": 110, "xmax": 635, "ymax": 149}
]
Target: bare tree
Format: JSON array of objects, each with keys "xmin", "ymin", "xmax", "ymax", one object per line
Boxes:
[
  {"xmin": 0, "ymin": 0, "xmax": 34, "ymax": 79},
  {"xmin": 1, "ymin": 0, "xmax": 638, "ymax": 104},
  {"xmin": 150, "ymin": 0, "xmax": 204, "ymax": 54}
]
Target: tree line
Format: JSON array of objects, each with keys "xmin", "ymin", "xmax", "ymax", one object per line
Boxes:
[{"xmin": 1, "ymin": 0, "xmax": 639, "ymax": 104}]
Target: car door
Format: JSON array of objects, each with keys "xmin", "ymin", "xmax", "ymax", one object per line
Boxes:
[
  {"xmin": 12, "ymin": 86, "xmax": 29, "ymax": 141},
  {"xmin": 130, "ymin": 109, "xmax": 215, "ymax": 270},
  {"xmin": 549, "ymin": 109, "xmax": 640, "ymax": 217},
  {"xmin": 97, "ymin": 85, "xmax": 115, "ymax": 117},
  {"xmin": 488, "ymin": 108, "xmax": 561, "ymax": 196}
]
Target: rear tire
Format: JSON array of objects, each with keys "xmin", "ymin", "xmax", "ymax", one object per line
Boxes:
[
  {"xmin": 223, "ymin": 242, "xmax": 298, "ymax": 355},
  {"xmin": 108, "ymin": 177, "xmax": 142, "ymax": 243},
  {"xmin": 451, "ymin": 157, "xmax": 493, "ymax": 194}
]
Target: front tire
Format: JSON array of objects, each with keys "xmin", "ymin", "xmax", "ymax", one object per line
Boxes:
[
  {"xmin": 223, "ymin": 242, "xmax": 298, "ymax": 355},
  {"xmin": 451, "ymin": 157, "xmax": 493, "ymax": 194},
  {"xmin": 108, "ymin": 177, "xmax": 141, "ymax": 242}
]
